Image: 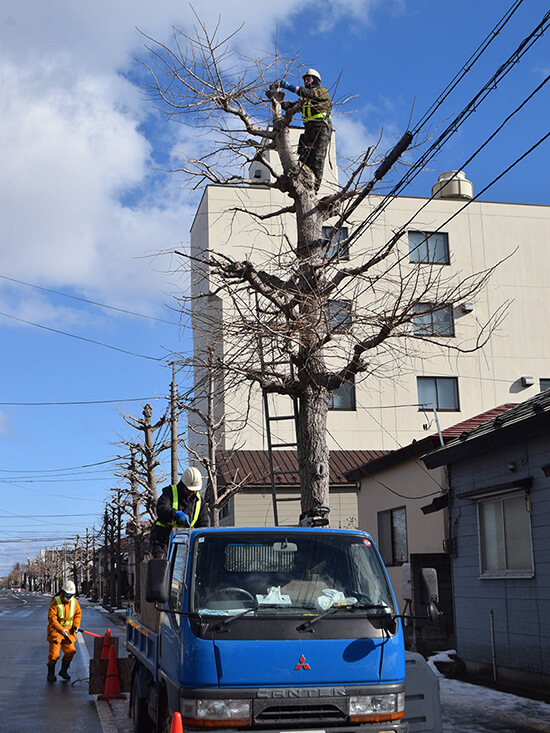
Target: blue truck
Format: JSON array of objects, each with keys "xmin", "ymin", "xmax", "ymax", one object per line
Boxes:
[{"xmin": 127, "ymin": 526, "xmax": 440, "ymax": 733}]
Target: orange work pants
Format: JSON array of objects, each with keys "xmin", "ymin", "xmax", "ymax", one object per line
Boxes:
[{"xmin": 48, "ymin": 634, "xmax": 76, "ymax": 664}]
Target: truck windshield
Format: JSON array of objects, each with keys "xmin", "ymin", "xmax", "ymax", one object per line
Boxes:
[{"xmin": 190, "ymin": 531, "xmax": 394, "ymax": 617}]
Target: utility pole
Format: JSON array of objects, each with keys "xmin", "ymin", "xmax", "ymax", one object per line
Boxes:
[
  {"xmin": 115, "ymin": 497, "xmax": 122, "ymax": 608},
  {"xmin": 171, "ymin": 362, "xmax": 179, "ymax": 484},
  {"xmin": 104, "ymin": 507, "xmax": 110, "ymax": 609},
  {"xmin": 92, "ymin": 526, "xmax": 97, "ymax": 600},
  {"xmin": 143, "ymin": 404, "xmax": 159, "ymax": 501},
  {"xmin": 85, "ymin": 528, "xmax": 90, "ymax": 595}
]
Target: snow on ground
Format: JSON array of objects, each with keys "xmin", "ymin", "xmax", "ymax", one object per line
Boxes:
[{"xmin": 429, "ymin": 651, "xmax": 550, "ymax": 733}]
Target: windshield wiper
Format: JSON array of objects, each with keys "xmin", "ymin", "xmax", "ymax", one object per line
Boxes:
[
  {"xmin": 212, "ymin": 606, "xmax": 257, "ymax": 632},
  {"xmin": 296, "ymin": 603, "xmax": 391, "ymax": 632},
  {"xmin": 211, "ymin": 603, "xmax": 311, "ymax": 632}
]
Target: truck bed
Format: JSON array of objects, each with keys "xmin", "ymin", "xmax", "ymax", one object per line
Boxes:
[{"xmin": 126, "ymin": 610, "xmax": 159, "ymax": 679}]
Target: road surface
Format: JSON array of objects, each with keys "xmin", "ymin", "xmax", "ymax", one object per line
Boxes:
[{"xmin": 1, "ymin": 588, "xmax": 548, "ymax": 732}]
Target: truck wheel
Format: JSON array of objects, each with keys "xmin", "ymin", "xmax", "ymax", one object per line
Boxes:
[
  {"xmin": 157, "ymin": 690, "xmax": 172, "ymax": 733},
  {"xmin": 131, "ymin": 673, "xmax": 154, "ymax": 733}
]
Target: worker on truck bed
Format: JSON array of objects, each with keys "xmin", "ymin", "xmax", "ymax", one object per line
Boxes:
[
  {"xmin": 277, "ymin": 68, "xmax": 332, "ymax": 190},
  {"xmin": 46, "ymin": 579, "xmax": 81, "ymax": 682},
  {"xmin": 150, "ymin": 466, "xmax": 210, "ymax": 558}
]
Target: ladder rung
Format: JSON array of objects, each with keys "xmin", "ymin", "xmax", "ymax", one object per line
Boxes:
[
  {"xmin": 267, "ymin": 415, "xmax": 296, "ymax": 422},
  {"xmin": 274, "ymin": 496, "xmax": 300, "ymax": 502},
  {"xmin": 271, "ymin": 442, "xmax": 298, "ymax": 448}
]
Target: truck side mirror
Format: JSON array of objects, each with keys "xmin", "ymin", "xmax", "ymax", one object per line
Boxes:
[
  {"xmin": 420, "ymin": 567, "xmax": 439, "ymax": 605},
  {"xmin": 428, "ymin": 600, "xmax": 444, "ymax": 626},
  {"xmin": 145, "ymin": 558, "xmax": 170, "ymax": 603}
]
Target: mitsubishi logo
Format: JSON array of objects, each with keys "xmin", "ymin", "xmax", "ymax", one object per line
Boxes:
[{"xmin": 295, "ymin": 655, "xmax": 311, "ymax": 670}]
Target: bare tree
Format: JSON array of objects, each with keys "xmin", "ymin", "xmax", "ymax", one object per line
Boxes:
[
  {"xmin": 180, "ymin": 346, "xmax": 254, "ymax": 526},
  {"xmin": 115, "ymin": 404, "xmax": 171, "ymax": 575},
  {"xmin": 142, "ymin": 17, "xmax": 505, "ymax": 513}
]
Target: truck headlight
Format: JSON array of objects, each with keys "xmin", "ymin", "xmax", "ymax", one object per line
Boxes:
[
  {"xmin": 349, "ymin": 692, "xmax": 405, "ymax": 723},
  {"xmin": 180, "ymin": 699, "xmax": 251, "ymax": 727}
]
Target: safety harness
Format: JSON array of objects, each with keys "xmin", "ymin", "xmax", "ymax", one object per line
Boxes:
[{"xmin": 155, "ymin": 485, "xmax": 202, "ymax": 529}]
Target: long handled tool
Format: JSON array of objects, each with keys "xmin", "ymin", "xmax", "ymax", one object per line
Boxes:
[{"xmin": 79, "ymin": 629, "xmax": 103, "ymax": 638}]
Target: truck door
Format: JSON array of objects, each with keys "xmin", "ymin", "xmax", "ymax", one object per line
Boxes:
[{"xmin": 159, "ymin": 539, "xmax": 188, "ymax": 683}]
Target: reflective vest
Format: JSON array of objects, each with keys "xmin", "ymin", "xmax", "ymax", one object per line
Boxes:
[
  {"xmin": 155, "ymin": 485, "xmax": 202, "ymax": 529},
  {"xmin": 301, "ymin": 87, "xmax": 331, "ymax": 124},
  {"xmin": 302, "ymin": 99, "xmax": 329, "ymax": 121},
  {"xmin": 54, "ymin": 595, "xmax": 76, "ymax": 627}
]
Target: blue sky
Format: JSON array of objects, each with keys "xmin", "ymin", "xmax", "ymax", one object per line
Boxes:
[{"xmin": 1, "ymin": 0, "xmax": 548, "ymax": 576}]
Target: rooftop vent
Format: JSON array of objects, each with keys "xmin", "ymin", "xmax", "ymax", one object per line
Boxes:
[{"xmin": 432, "ymin": 170, "xmax": 473, "ymax": 200}]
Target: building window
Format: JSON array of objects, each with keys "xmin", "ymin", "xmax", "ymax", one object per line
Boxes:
[
  {"xmin": 409, "ymin": 230, "xmax": 449, "ymax": 264},
  {"xmin": 329, "ymin": 378, "xmax": 356, "ymax": 410},
  {"xmin": 413, "ymin": 303, "xmax": 455, "ymax": 336},
  {"xmin": 478, "ymin": 492, "xmax": 534, "ymax": 577},
  {"xmin": 540, "ymin": 378, "xmax": 550, "ymax": 392},
  {"xmin": 417, "ymin": 376, "xmax": 459, "ymax": 411},
  {"xmin": 377, "ymin": 507, "xmax": 408, "ymax": 566},
  {"xmin": 220, "ymin": 498, "xmax": 232, "ymax": 520},
  {"xmin": 322, "ymin": 226, "xmax": 349, "ymax": 260},
  {"xmin": 327, "ymin": 299, "xmax": 352, "ymax": 333}
]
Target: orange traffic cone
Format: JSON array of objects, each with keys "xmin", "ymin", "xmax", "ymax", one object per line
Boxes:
[
  {"xmin": 100, "ymin": 628, "xmax": 112, "ymax": 659},
  {"xmin": 170, "ymin": 712, "xmax": 184, "ymax": 733},
  {"xmin": 98, "ymin": 644, "xmax": 126, "ymax": 700}
]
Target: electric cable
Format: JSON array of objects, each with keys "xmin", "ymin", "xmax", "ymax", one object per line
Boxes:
[
  {"xmin": 0, "ymin": 311, "xmax": 164, "ymax": 361},
  {"xmin": 0, "ymin": 397, "xmax": 165, "ymax": 406},
  {"xmin": 411, "ymin": 0, "xmax": 526, "ymax": 135},
  {"xmin": 0, "ymin": 274, "xmax": 181, "ymax": 326},
  {"xmin": 345, "ymin": 9, "xmax": 550, "ymax": 240}
]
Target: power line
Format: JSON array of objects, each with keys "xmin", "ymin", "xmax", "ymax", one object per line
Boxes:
[
  {"xmin": 412, "ymin": 0, "xmax": 526, "ymax": 135},
  {"xmin": 0, "ymin": 273, "xmax": 182, "ymax": 326},
  {"xmin": 0, "ymin": 396, "xmax": 165, "ymax": 406},
  {"xmin": 0, "ymin": 311, "xmax": 164, "ymax": 361},
  {"xmin": 348, "ymin": 9, "xmax": 550, "ymax": 238},
  {"xmin": 0, "ymin": 456, "xmax": 125, "ymax": 473}
]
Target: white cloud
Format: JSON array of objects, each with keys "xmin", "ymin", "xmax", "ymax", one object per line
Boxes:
[
  {"xmin": 0, "ymin": 411, "xmax": 17, "ymax": 437},
  {"xmin": 0, "ymin": 0, "xmax": 387, "ymax": 321}
]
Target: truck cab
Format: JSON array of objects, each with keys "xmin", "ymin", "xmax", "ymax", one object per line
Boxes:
[{"xmin": 129, "ymin": 526, "xmax": 408, "ymax": 732}]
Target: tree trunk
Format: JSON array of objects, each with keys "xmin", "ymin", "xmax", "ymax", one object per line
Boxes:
[{"xmin": 296, "ymin": 383, "xmax": 330, "ymax": 512}]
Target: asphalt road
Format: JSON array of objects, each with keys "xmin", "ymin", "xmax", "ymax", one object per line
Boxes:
[
  {"xmin": 0, "ymin": 588, "xmax": 131, "ymax": 733},
  {"xmin": 1, "ymin": 588, "xmax": 548, "ymax": 733}
]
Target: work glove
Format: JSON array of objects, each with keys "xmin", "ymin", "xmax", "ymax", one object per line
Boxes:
[
  {"xmin": 71, "ymin": 627, "xmax": 79, "ymax": 635},
  {"xmin": 278, "ymin": 80, "xmax": 297, "ymax": 93},
  {"xmin": 174, "ymin": 510, "xmax": 190, "ymax": 527}
]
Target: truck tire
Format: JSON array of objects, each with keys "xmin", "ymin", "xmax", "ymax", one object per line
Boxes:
[{"xmin": 131, "ymin": 672, "xmax": 154, "ymax": 733}]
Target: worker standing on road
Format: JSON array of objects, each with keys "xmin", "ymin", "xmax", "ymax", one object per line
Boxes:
[
  {"xmin": 46, "ymin": 579, "xmax": 81, "ymax": 682},
  {"xmin": 150, "ymin": 467, "xmax": 210, "ymax": 558},
  {"xmin": 277, "ymin": 68, "xmax": 332, "ymax": 190}
]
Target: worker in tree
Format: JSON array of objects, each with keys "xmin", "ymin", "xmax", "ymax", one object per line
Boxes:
[
  {"xmin": 277, "ymin": 68, "xmax": 332, "ymax": 190},
  {"xmin": 150, "ymin": 466, "xmax": 210, "ymax": 558},
  {"xmin": 46, "ymin": 579, "xmax": 81, "ymax": 682}
]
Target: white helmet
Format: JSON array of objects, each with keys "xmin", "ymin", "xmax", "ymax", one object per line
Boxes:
[
  {"xmin": 303, "ymin": 68, "xmax": 321, "ymax": 83},
  {"xmin": 61, "ymin": 580, "xmax": 76, "ymax": 597},
  {"xmin": 181, "ymin": 466, "xmax": 203, "ymax": 492}
]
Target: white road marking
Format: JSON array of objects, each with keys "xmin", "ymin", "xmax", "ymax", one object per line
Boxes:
[{"xmin": 76, "ymin": 631, "xmax": 122, "ymax": 732}]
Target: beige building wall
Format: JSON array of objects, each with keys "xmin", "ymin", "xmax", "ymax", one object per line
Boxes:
[
  {"xmin": 356, "ymin": 460, "xmax": 448, "ymax": 613},
  {"xmin": 222, "ymin": 487, "xmax": 359, "ymax": 529},
  {"xmin": 189, "ymin": 133, "xmax": 550, "ymax": 457}
]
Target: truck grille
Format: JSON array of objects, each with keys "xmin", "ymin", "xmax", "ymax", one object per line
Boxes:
[{"xmin": 255, "ymin": 702, "xmax": 347, "ymax": 724}]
